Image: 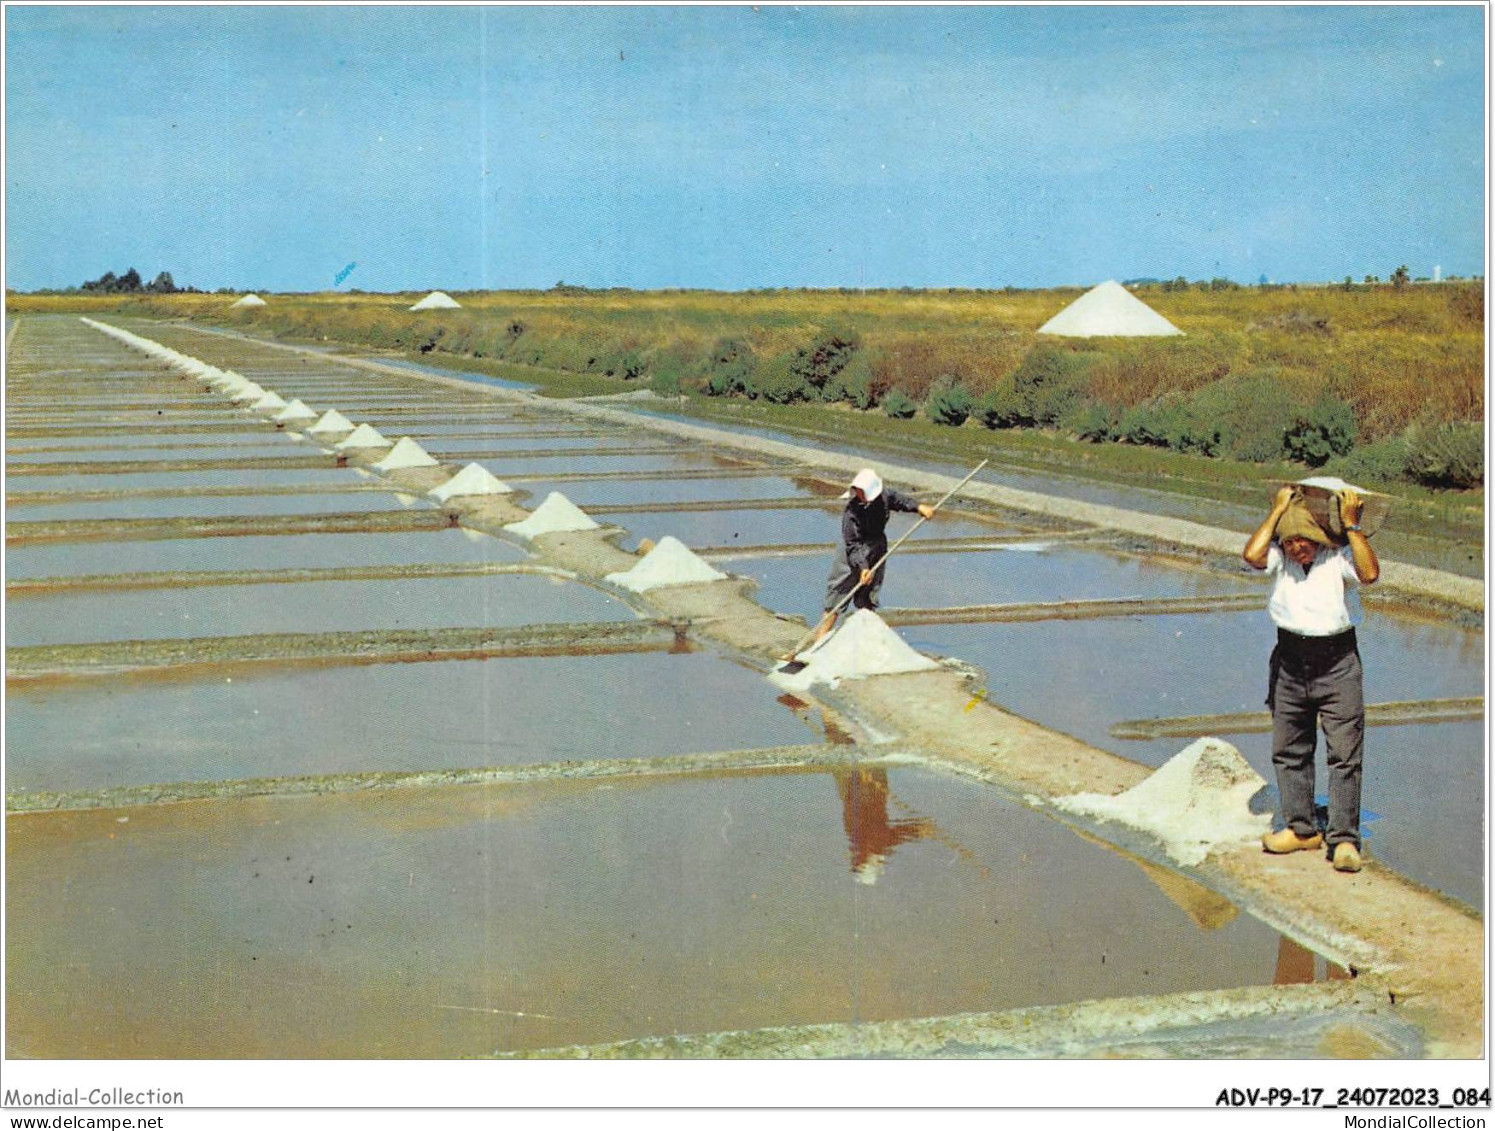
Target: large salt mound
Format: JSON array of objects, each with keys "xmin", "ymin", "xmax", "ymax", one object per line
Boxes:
[
  {"xmin": 429, "ymin": 462, "xmax": 512, "ymax": 502},
  {"xmin": 605, "ymin": 535, "xmax": 728, "ymax": 593},
  {"xmin": 504, "ymin": 492, "xmax": 599, "ymax": 539},
  {"xmin": 1053, "ymin": 737, "xmax": 1271, "ymax": 866},
  {"xmin": 770, "ymin": 609, "xmax": 940, "ymax": 693},
  {"xmin": 232, "ymin": 294, "xmax": 267, "ymax": 308},
  {"xmin": 410, "ymin": 290, "xmax": 461, "ymax": 310},
  {"xmin": 308, "ymin": 409, "xmax": 354, "ymax": 435},
  {"xmin": 273, "ymin": 399, "xmax": 317, "ymax": 423},
  {"xmin": 250, "ymin": 391, "xmax": 288, "ymax": 413},
  {"xmin": 1038, "ymin": 280, "xmax": 1182, "ymax": 338},
  {"xmin": 372, "ymin": 437, "xmax": 439, "ymax": 471},
  {"xmin": 334, "ymin": 423, "xmax": 390, "ymax": 450}
]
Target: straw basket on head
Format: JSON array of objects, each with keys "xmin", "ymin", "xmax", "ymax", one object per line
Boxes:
[{"xmin": 1287, "ymin": 476, "xmax": 1393, "ymax": 542}]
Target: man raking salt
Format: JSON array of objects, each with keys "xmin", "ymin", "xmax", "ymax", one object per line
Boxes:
[{"xmin": 779, "ymin": 461, "xmax": 986, "ymax": 671}]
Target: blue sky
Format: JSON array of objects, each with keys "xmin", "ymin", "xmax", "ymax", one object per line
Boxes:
[{"xmin": 4, "ymin": 5, "xmax": 1485, "ymax": 292}]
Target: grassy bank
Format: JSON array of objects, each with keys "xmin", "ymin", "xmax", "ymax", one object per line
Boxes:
[{"xmin": 11, "ymin": 286, "xmax": 1482, "ymax": 521}]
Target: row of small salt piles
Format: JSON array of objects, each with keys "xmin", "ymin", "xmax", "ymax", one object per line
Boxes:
[
  {"xmin": 74, "ymin": 320, "xmax": 938, "ymax": 690},
  {"xmin": 75, "ymin": 317, "xmax": 508, "ymax": 491}
]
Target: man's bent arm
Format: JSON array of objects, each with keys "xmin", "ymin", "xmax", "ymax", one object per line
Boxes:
[{"xmin": 1244, "ymin": 485, "xmax": 1294, "ymax": 569}]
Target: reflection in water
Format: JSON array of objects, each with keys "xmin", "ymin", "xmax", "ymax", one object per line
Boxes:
[
  {"xmin": 773, "ymin": 692, "xmax": 955, "ymax": 884},
  {"xmin": 775, "ymin": 693, "xmax": 855, "ymax": 746},
  {"xmin": 1274, "ymin": 936, "xmax": 1351, "ymax": 985},
  {"xmin": 833, "ymin": 766, "xmax": 935, "ymax": 885}
]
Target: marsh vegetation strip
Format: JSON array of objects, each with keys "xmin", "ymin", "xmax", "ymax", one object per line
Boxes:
[{"xmin": 6, "ymin": 767, "xmax": 1320, "ymax": 1057}]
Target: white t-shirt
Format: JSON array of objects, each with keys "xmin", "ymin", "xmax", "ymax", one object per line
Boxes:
[{"xmin": 1265, "ymin": 543, "xmax": 1362, "ymax": 635}]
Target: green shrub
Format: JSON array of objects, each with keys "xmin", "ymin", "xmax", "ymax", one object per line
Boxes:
[
  {"xmin": 1185, "ymin": 371, "xmax": 1308, "ymax": 461},
  {"xmin": 839, "ymin": 354, "xmax": 878, "ymax": 409},
  {"xmin": 924, "ymin": 374, "xmax": 975, "ymax": 426},
  {"xmin": 1283, "ymin": 396, "xmax": 1358, "ymax": 467},
  {"xmin": 1119, "ymin": 398, "xmax": 1181, "ymax": 448},
  {"xmin": 1163, "ymin": 405, "xmax": 1224, "ymax": 456},
  {"xmin": 1118, "ymin": 396, "xmax": 1221, "ymax": 454},
  {"xmin": 1323, "ymin": 436, "xmax": 1411, "ymax": 487},
  {"xmin": 882, "ymin": 388, "xmax": 917, "ymax": 419},
  {"xmin": 1009, "ymin": 346, "xmax": 1095, "ymax": 425},
  {"xmin": 747, "ymin": 354, "xmax": 809, "ymax": 404},
  {"xmin": 649, "ymin": 369, "xmax": 682, "ymax": 397},
  {"xmin": 794, "ymin": 327, "xmax": 860, "ymax": 395},
  {"xmin": 976, "ymin": 381, "xmax": 1027, "ymax": 428},
  {"xmin": 703, "ymin": 338, "xmax": 756, "ymax": 396},
  {"xmin": 644, "ymin": 344, "xmax": 694, "ymax": 395},
  {"xmin": 1403, "ymin": 421, "xmax": 1484, "ymax": 488},
  {"xmin": 1062, "ymin": 401, "xmax": 1121, "ymax": 442},
  {"xmin": 592, "ymin": 348, "xmax": 646, "ymax": 380}
]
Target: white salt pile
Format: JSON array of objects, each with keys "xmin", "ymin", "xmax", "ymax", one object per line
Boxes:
[
  {"xmin": 770, "ymin": 609, "xmax": 940, "ymax": 693},
  {"xmin": 372, "ymin": 437, "xmax": 439, "ymax": 471},
  {"xmin": 1053, "ymin": 737, "xmax": 1271, "ymax": 867},
  {"xmin": 250, "ymin": 391, "xmax": 288, "ymax": 413},
  {"xmin": 605, "ymin": 535, "xmax": 728, "ymax": 593},
  {"xmin": 1038, "ymin": 280, "xmax": 1183, "ymax": 338},
  {"xmin": 334, "ymin": 424, "xmax": 390, "ymax": 450},
  {"xmin": 231, "ymin": 294, "xmax": 267, "ymax": 308},
  {"xmin": 428, "ymin": 462, "xmax": 512, "ymax": 502},
  {"xmin": 409, "ymin": 290, "xmax": 461, "ymax": 310},
  {"xmin": 308, "ymin": 409, "xmax": 354, "ymax": 435},
  {"xmin": 273, "ymin": 399, "xmax": 317, "ymax": 423},
  {"xmin": 504, "ymin": 492, "xmax": 599, "ymax": 539},
  {"xmin": 229, "ymin": 382, "xmax": 266, "ymax": 404}
]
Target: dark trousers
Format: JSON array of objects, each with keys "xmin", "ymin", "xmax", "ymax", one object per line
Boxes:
[
  {"xmin": 1268, "ymin": 628, "xmax": 1364, "ymax": 850},
  {"xmin": 823, "ymin": 542, "xmax": 887, "ymax": 613}
]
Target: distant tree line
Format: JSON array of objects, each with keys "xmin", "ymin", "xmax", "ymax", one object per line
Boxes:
[{"xmin": 79, "ymin": 267, "xmax": 200, "ymax": 294}]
